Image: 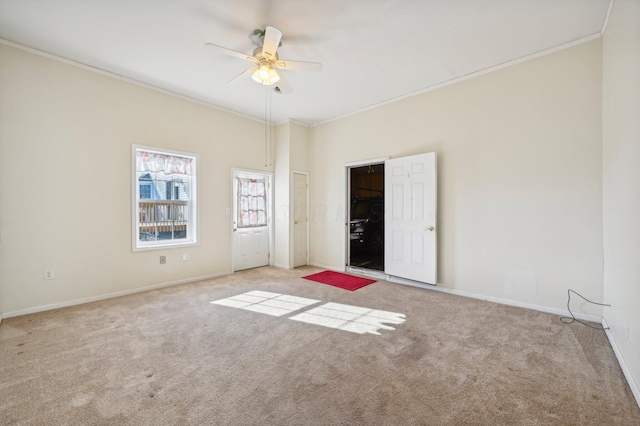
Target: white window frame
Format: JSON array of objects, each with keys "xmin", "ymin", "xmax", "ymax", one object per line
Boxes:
[{"xmin": 131, "ymin": 144, "xmax": 198, "ymax": 251}]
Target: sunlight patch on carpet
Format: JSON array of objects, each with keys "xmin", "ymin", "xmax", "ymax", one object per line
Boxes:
[
  {"xmin": 289, "ymin": 302, "xmax": 406, "ymax": 335},
  {"xmin": 211, "ymin": 291, "xmax": 320, "ymax": 317},
  {"xmin": 211, "ymin": 291, "xmax": 406, "ymax": 335}
]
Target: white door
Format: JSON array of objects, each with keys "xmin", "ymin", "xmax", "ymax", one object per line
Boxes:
[
  {"xmin": 293, "ymin": 172, "xmax": 308, "ymax": 267},
  {"xmin": 384, "ymin": 152, "xmax": 437, "ymax": 284},
  {"xmin": 233, "ymin": 171, "xmax": 270, "ymax": 271}
]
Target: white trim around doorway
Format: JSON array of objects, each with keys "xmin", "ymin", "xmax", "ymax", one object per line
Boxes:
[{"xmin": 344, "ymin": 157, "xmax": 389, "ymax": 271}]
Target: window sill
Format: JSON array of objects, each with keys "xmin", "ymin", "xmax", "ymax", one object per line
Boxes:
[{"xmin": 132, "ymin": 240, "xmax": 199, "ymax": 252}]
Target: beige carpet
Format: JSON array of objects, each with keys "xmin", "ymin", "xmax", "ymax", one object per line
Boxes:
[{"xmin": 1, "ymin": 266, "xmax": 638, "ymax": 425}]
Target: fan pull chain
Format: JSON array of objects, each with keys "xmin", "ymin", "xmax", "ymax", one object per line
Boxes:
[
  {"xmin": 264, "ymin": 86, "xmax": 273, "ymax": 167},
  {"xmin": 264, "ymin": 86, "xmax": 268, "ymax": 167},
  {"xmin": 269, "ymin": 87, "xmax": 272, "ymax": 167}
]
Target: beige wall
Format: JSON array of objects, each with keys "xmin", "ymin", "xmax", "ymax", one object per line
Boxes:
[
  {"xmin": 309, "ymin": 39, "xmax": 604, "ymax": 315},
  {"xmin": 273, "ymin": 123, "xmax": 291, "ymax": 268},
  {"xmin": 273, "ymin": 121, "xmax": 310, "ymax": 269},
  {"xmin": 603, "ymin": 0, "xmax": 640, "ymax": 401},
  {"xmin": 289, "ymin": 122, "xmax": 310, "ymax": 172},
  {"xmin": 0, "ymin": 44, "xmax": 270, "ymax": 315}
]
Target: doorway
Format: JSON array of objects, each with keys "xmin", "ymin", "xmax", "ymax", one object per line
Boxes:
[
  {"xmin": 232, "ymin": 170, "xmax": 272, "ymax": 271},
  {"xmin": 292, "ymin": 172, "xmax": 309, "ymax": 267},
  {"xmin": 348, "ymin": 163, "xmax": 385, "ymax": 271},
  {"xmin": 345, "ymin": 153, "xmax": 438, "ymax": 285}
]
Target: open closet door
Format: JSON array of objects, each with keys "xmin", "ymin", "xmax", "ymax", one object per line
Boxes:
[{"xmin": 384, "ymin": 152, "xmax": 437, "ymax": 284}]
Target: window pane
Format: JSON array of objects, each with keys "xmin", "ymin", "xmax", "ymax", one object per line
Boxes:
[
  {"xmin": 237, "ymin": 178, "xmax": 267, "ymax": 228},
  {"xmin": 140, "ymin": 184, "xmax": 151, "ymax": 199}
]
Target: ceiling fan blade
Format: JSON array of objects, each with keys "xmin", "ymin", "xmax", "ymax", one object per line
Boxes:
[
  {"xmin": 273, "ymin": 70, "xmax": 292, "ymax": 95},
  {"xmin": 275, "ymin": 59, "xmax": 323, "ymax": 72},
  {"xmin": 204, "ymin": 43, "xmax": 258, "ymax": 63},
  {"xmin": 228, "ymin": 67, "xmax": 256, "ymax": 86},
  {"xmin": 261, "ymin": 26, "xmax": 282, "ymax": 60}
]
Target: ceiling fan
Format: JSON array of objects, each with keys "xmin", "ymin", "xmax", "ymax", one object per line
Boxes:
[{"xmin": 205, "ymin": 26, "xmax": 322, "ymax": 94}]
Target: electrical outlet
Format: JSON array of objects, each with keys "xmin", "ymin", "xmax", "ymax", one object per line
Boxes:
[
  {"xmin": 182, "ymin": 253, "xmax": 190, "ymax": 261},
  {"xmin": 44, "ymin": 269, "xmax": 55, "ymax": 280},
  {"xmin": 160, "ymin": 256, "xmax": 166, "ymax": 264}
]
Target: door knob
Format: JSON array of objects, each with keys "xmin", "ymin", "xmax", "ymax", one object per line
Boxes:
[
  {"xmin": 427, "ymin": 226, "xmax": 435, "ymax": 232},
  {"xmin": 294, "ymin": 220, "xmax": 299, "ymax": 224}
]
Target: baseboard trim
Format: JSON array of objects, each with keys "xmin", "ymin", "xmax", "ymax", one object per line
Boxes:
[
  {"xmin": 2, "ymin": 271, "xmax": 233, "ymax": 319},
  {"xmin": 602, "ymin": 318, "xmax": 640, "ymax": 408},
  {"xmin": 388, "ymin": 275, "xmax": 602, "ymax": 323},
  {"xmin": 0, "ymin": 313, "xmax": 3, "ymax": 326},
  {"xmin": 273, "ymin": 263, "xmax": 292, "ymax": 270}
]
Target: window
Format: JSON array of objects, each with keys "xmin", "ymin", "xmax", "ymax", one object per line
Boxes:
[
  {"xmin": 237, "ymin": 178, "xmax": 267, "ymax": 228},
  {"xmin": 132, "ymin": 146, "xmax": 197, "ymax": 250},
  {"xmin": 139, "ymin": 182, "xmax": 152, "ymax": 199}
]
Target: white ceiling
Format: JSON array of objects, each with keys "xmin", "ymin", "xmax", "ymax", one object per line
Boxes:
[{"xmin": 0, "ymin": 0, "xmax": 611, "ymax": 125}]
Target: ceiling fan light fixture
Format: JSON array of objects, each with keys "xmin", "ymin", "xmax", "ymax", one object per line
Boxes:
[
  {"xmin": 207, "ymin": 25, "xmax": 319, "ymax": 93},
  {"xmin": 251, "ymin": 64, "xmax": 280, "ymax": 85}
]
